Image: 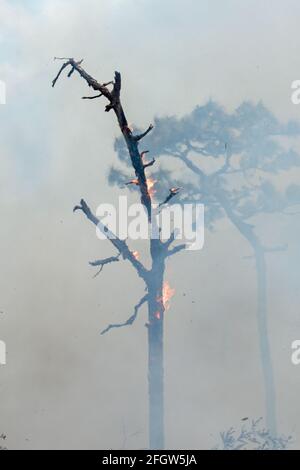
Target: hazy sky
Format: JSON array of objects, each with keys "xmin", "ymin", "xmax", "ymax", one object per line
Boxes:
[{"xmin": 0, "ymin": 0, "xmax": 300, "ymax": 449}]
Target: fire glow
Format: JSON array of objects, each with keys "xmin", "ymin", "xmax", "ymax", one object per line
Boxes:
[
  {"xmin": 157, "ymin": 281, "xmax": 175, "ymax": 312},
  {"xmin": 132, "ymin": 251, "xmax": 140, "ymax": 260},
  {"xmin": 147, "ymin": 177, "xmax": 156, "ymax": 197},
  {"xmin": 126, "ymin": 178, "xmax": 139, "ymax": 186},
  {"xmin": 162, "ymin": 281, "xmax": 175, "ymax": 310}
]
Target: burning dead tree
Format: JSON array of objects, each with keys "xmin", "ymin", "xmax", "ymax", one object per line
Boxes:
[{"xmin": 52, "ymin": 58, "xmax": 185, "ymax": 449}]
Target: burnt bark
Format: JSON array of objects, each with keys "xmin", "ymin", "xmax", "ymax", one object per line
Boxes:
[
  {"xmin": 147, "ymin": 247, "xmax": 165, "ymax": 449},
  {"xmin": 147, "ymin": 301, "xmax": 164, "ymax": 449}
]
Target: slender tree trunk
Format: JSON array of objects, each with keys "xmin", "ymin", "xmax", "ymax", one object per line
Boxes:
[
  {"xmin": 147, "ymin": 248, "xmax": 165, "ymax": 449},
  {"xmin": 147, "ymin": 294, "xmax": 164, "ymax": 449},
  {"xmin": 254, "ymin": 245, "xmax": 277, "ymax": 435},
  {"xmin": 217, "ymin": 194, "xmax": 277, "ymax": 435}
]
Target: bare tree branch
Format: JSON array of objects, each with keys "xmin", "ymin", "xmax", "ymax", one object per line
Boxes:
[
  {"xmin": 159, "ymin": 228, "xmax": 186, "ymax": 257},
  {"xmin": 144, "ymin": 159, "xmax": 156, "ymax": 169},
  {"xmin": 166, "ymin": 243, "xmax": 187, "ymax": 257},
  {"xmin": 89, "ymin": 253, "xmax": 121, "ymax": 277},
  {"xmin": 141, "ymin": 151, "xmax": 156, "ymax": 169},
  {"xmin": 162, "ymin": 230, "xmax": 178, "ymax": 249},
  {"xmin": 52, "ymin": 57, "xmax": 113, "ymax": 103},
  {"xmin": 52, "ymin": 58, "xmax": 154, "ymax": 218},
  {"xmin": 143, "ymin": 152, "xmax": 156, "ymax": 169},
  {"xmin": 52, "ymin": 59, "xmax": 74, "ymax": 87},
  {"xmin": 159, "ymin": 187, "xmax": 181, "ymax": 207},
  {"xmin": 134, "ymin": 124, "xmax": 154, "ymax": 141},
  {"xmin": 73, "ymin": 199, "xmax": 148, "ymax": 280},
  {"xmin": 141, "ymin": 150, "xmax": 150, "ymax": 159},
  {"xmin": 100, "ymin": 294, "xmax": 148, "ymax": 335},
  {"xmin": 82, "ymin": 93, "xmax": 103, "ymax": 100}
]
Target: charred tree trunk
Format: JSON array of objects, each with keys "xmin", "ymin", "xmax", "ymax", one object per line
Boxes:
[
  {"xmin": 147, "ymin": 287, "xmax": 164, "ymax": 449},
  {"xmin": 147, "ymin": 245, "xmax": 165, "ymax": 449}
]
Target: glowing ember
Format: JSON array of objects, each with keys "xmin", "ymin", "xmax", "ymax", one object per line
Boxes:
[
  {"xmin": 155, "ymin": 311, "xmax": 161, "ymax": 320},
  {"xmin": 170, "ymin": 187, "xmax": 181, "ymax": 194},
  {"xmin": 157, "ymin": 281, "xmax": 175, "ymax": 311},
  {"xmin": 126, "ymin": 179, "xmax": 139, "ymax": 186},
  {"xmin": 132, "ymin": 251, "xmax": 140, "ymax": 260},
  {"xmin": 147, "ymin": 177, "xmax": 157, "ymax": 197}
]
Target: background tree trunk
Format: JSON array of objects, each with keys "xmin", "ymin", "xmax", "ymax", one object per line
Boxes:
[
  {"xmin": 219, "ymin": 194, "xmax": 277, "ymax": 435},
  {"xmin": 254, "ymin": 245, "xmax": 277, "ymax": 436}
]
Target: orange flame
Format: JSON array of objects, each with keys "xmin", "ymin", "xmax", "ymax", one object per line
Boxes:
[
  {"xmin": 147, "ymin": 177, "xmax": 156, "ymax": 197},
  {"xmin": 170, "ymin": 187, "xmax": 180, "ymax": 194},
  {"xmin": 132, "ymin": 251, "xmax": 140, "ymax": 260},
  {"xmin": 127, "ymin": 179, "xmax": 139, "ymax": 186},
  {"xmin": 157, "ymin": 281, "xmax": 175, "ymax": 311},
  {"xmin": 163, "ymin": 281, "xmax": 175, "ymax": 310}
]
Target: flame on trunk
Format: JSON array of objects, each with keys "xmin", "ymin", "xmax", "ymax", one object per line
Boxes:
[
  {"xmin": 147, "ymin": 177, "xmax": 156, "ymax": 197},
  {"xmin": 163, "ymin": 281, "xmax": 175, "ymax": 310},
  {"xmin": 132, "ymin": 251, "xmax": 140, "ymax": 260},
  {"xmin": 157, "ymin": 281, "xmax": 175, "ymax": 311}
]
